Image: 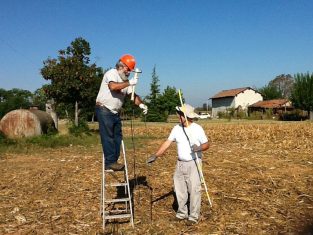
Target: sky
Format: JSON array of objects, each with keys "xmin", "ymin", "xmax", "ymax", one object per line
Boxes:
[{"xmin": 1, "ymin": 0, "xmax": 313, "ymax": 107}]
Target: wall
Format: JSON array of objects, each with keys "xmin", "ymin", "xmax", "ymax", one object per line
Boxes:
[
  {"xmin": 211, "ymin": 97, "xmax": 234, "ymax": 117},
  {"xmin": 234, "ymin": 89, "xmax": 263, "ymax": 110}
]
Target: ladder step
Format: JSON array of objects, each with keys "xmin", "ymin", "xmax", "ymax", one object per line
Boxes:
[
  {"xmin": 104, "ymin": 169, "xmax": 124, "ymax": 173},
  {"xmin": 105, "ymin": 209, "xmax": 128, "ymax": 214},
  {"xmin": 105, "ymin": 198, "xmax": 130, "ymax": 203},
  {"xmin": 106, "ymin": 182, "xmax": 127, "ymax": 187},
  {"xmin": 105, "ymin": 213, "xmax": 131, "ymax": 220}
]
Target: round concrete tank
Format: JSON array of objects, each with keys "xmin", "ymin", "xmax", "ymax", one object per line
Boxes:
[{"xmin": 0, "ymin": 109, "xmax": 57, "ymax": 139}]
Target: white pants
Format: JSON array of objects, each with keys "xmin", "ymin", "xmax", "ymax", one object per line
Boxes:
[{"xmin": 173, "ymin": 159, "xmax": 202, "ymax": 222}]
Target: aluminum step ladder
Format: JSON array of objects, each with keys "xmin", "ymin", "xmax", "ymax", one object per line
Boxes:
[{"xmin": 100, "ymin": 140, "xmax": 134, "ymax": 230}]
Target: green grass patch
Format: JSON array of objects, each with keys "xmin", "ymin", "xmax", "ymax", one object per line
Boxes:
[
  {"xmin": 0, "ymin": 133, "xmax": 100, "ymax": 154},
  {"xmin": 122, "ymin": 135, "xmax": 161, "ymax": 150}
]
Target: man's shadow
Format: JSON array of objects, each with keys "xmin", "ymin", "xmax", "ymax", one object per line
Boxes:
[{"xmin": 152, "ymin": 189, "xmax": 178, "ymax": 212}]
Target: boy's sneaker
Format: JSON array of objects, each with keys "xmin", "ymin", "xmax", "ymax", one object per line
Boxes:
[
  {"xmin": 185, "ymin": 220, "xmax": 197, "ymax": 226},
  {"xmin": 105, "ymin": 163, "xmax": 124, "ymax": 171},
  {"xmin": 170, "ymin": 216, "xmax": 185, "ymax": 222}
]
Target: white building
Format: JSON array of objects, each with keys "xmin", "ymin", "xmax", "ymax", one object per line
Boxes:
[{"xmin": 211, "ymin": 87, "xmax": 263, "ymax": 118}]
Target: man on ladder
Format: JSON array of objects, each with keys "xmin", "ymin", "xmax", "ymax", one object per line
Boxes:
[
  {"xmin": 95, "ymin": 54, "xmax": 148, "ymax": 171},
  {"xmin": 95, "ymin": 54, "xmax": 148, "ymax": 230}
]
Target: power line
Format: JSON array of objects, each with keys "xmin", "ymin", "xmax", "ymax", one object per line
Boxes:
[{"xmin": 0, "ymin": 36, "xmax": 39, "ymax": 66}]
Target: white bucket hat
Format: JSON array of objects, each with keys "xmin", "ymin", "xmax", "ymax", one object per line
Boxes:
[{"xmin": 176, "ymin": 104, "xmax": 199, "ymax": 119}]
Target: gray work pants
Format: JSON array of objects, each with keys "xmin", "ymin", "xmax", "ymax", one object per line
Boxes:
[{"xmin": 173, "ymin": 159, "xmax": 202, "ymax": 222}]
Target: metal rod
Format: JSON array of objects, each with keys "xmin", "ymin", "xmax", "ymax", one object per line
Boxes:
[
  {"xmin": 102, "ymin": 154, "xmax": 105, "ymax": 230},
  {"xmin": 131, "ymin": 85, "xmax": 136, "ymax": 101},
  {"xmin": 131, "ymin": 109, "xmax": 136, "ymax": 180},
  {"xmin": 131, "ymin": 68, "xmax": 141, "ymax": 101},
  {"xmin": 150, "ymin": 188, "xmax": 153, "ymax": 222}
]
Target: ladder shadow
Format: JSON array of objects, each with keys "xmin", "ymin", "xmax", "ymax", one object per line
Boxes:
[
  {"xmin": 114, "ymin": 175, "xmax": 179, "ymax": 223},
  {"xmin": 130, "ymin": 175, "xmax": 151, "ymax": 191},
  {"xmin": 120, "ymin": 175, "xmax": 178, "ymax": 211},
  {"xmin": 115, "ymin": 175, "xmax": 150, "ymax": 197}
]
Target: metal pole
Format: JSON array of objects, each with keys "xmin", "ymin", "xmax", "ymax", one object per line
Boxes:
[
  {"xmin": 130, "ymin": 110, "xmax": 136, "ymax": 180},
  {"xmin": 101, "ymin": 154, "xmax": 105, "ymax": 230},
  {"xmin": 178, "ymin": 89, "xmax": 213, "ymax": 207},
  {"xmin": 150, "ymin": 188, "xmax": 153, "ymax": 222}
]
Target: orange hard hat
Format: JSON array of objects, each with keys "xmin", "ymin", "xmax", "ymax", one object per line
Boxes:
[{"xmin": 120, "ymin": 54, "xmax": 136, "ymax": 71}]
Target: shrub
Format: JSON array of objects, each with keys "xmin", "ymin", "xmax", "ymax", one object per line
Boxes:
[
  {"xmin": 0, "ymin": 131, "xmax": 16, "ymax": 145},
  {"xmin": 248, "ymin": 111, "xmax": 263, "ymax": 120},
  {"xmin": 279, "ymin": 110, "xmax": 308, "ymax": 121},
  {"xmin": 265, "ymin": 109, "xmax": 273, "ymax": 119},
  {"xmin": 68, "ymin": 121, "xmax": 91, "ymax": 136},
  {"xmin": 144, "ymin": 109, "xmax": 168, "ymax": 122},
  {"xmin": 236, "ymin": 110, "xmax": 247, "ymax": 119}
]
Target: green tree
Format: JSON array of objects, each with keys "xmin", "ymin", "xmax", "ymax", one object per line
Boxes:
[
  {"xmin": 148, "ymin": 65, "xmax": 160, "ymax": 102},
  {"xmin": 291, "ymin": 72, "xmax": 313, "ymax": 114},
  {"xmin": 32, "ymin": 86, "xmax": 49, "ymax": 110},
  {"xmin": 158, "ymin": 86, "xmax": 180, "ymax": 115},
  {"xmin": 40, "ymin": 37, "xmax": 103, "ymax": 126},
  {"xmin": 258, "ymin": 85, "xmax": 282, "ymax": 100},
  {"xmin": 121, "ymin": 96, "xmax": 141, "ymax": 119},
  {"xmin": 0, "ymin": 88, "xmax": 33, "ymax": 118},
  {"xmin": 141, "ymin": 66, "xmax": 185, "ymax": 122},
  {"xmin": 145, "ymin": 66, "xmax": 167, "ymax": 122}
]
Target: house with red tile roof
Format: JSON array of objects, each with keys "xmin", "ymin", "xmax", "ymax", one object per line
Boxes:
[
  {"xmin": 248, "ymin": 99, "xmax": 293, "ymax": 114},
  {"xmin": 211, "ymin": 87, "xmax": 263, "ymax": 118}
]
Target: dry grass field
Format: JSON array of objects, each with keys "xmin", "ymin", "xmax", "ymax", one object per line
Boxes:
[{"xmin": 1, "ymin": 120, "xmax": 313, "ymax": 234}]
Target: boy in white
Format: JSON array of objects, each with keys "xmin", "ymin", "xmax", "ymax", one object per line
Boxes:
[{"xmin": 147, "ymin": 104, "xmax": 209, "ymax": 225}]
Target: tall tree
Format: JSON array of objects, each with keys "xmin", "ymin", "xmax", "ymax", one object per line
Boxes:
[
  {"xmin": 258, "ymin": 85, "xmax": 283, "ymax": 100},
  {"xmin": 145, "ymin": 66, "xmax": 167, "ymax": 122},
  {"xmin": 32, "ymin": 86, "xmax": 49, "ymax": 110},
  {"xmin": 291, "ymin": 72, "xmax": 313, "ymax": 115},
  {"xmin": 158, "ymin": 86, "xmax": 180, "ymax": 115},
  {"xmin": 40, "ymin": 37, "xmax": 103, "ymax": 125},
  {"xmin": 142, "ymin": 66, "xmax": 187, "ymax": 122},
  {"xmin": 148, "ymin": 65, "xmax": 160, "ymax": 102},
  {"xmin": 269, "ymin": 74, "xmax": 294, "ymax": 98}
]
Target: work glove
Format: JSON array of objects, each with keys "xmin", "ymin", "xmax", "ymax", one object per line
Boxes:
[
  {"xmin": 147, "ymin": 154, "xmax": 157, "ymax": 164},
  {"xmin": 126, "ymin": 85, "xmax": 133, "ymax": 95},
  {"xmin": 139, "ymin": 103, "xmax": 148, "ymax": 115},
  {"xmin": 128, "ymin": 77, "xmax": 138, "ymax": 86},
  {"xmin": 191, "ymin": 144, "xmax": 202, "ymax": 152}
]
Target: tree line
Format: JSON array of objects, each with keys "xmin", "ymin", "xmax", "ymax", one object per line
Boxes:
[
  {"xmin": 0, "ymin": 37, "xmax": 181, "ymax": 124},
  {"xmin": 257, "ymin": 73, "xmax": 313, "ymax": 114},
  {"xmin": 1, "ymin": 37, "xmax": 313, "ymax": 122}
]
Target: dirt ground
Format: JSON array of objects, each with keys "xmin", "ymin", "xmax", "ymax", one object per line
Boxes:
[{"xmin": 1, "ymin": 121, "xmax": 313, "ymax": 234}]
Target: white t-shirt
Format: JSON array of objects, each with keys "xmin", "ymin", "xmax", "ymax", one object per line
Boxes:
[
  {"xmin": 96, "ymin": 68, "xmax": 131, "ymax": 113},
  {"xmin": 168, "ymin": 123, "xmax": 208, "ymax": 161}
]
